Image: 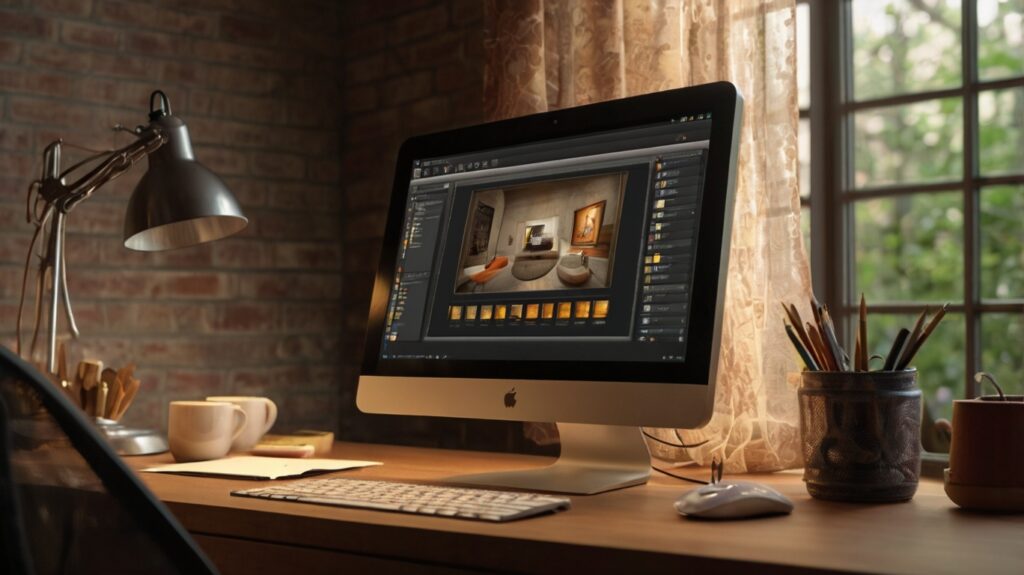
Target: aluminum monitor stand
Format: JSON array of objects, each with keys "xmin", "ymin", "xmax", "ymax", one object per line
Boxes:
[{"xmin": 449, "ymin": 423, "xmax": 651, "ymax": 495}]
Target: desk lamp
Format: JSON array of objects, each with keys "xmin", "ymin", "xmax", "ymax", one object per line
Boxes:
[{"xmin": 17, "ymin": 90, "xmax": 247, "ymax": 454}]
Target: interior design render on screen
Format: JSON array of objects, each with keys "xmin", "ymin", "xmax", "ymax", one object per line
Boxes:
[{"xmin": 455, "ymin": 172, "xmax": 624, "ymax": 293}]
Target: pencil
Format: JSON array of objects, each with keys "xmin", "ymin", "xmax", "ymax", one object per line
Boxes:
[
  {"xmin": 896, "ymin": 303, "xmax": 948, "ymax": 370},
  {"xmin": 807, "ymin": 323, "xmax": 836, "ymax": 371},
  {"xmin": 785, "ymin": 322, "xmax": 820, "ymax": 371},
  {"xmin": 895, "ymin": 308, "xmax": 929, "ymax": 370},
  {"xmin": 883, "ymin": 328, "xmax": 911, "ymax": 371},
  {"xmin": 783, "ymin": 303, "xmax": 823, "ymax": 369},
  {"xmin": 821, "ymin": 307, "xmax": 848, "ymax": 371}
]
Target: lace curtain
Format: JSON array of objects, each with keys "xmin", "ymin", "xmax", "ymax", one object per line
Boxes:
[{"xmin": 484, "ymin": 0, "xmax": 811, "ymax": 472}]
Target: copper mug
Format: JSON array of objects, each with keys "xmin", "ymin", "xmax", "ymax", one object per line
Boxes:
[{"xmin": 945, "ymin": 393, "xmax": 1024, "ymax": 511}]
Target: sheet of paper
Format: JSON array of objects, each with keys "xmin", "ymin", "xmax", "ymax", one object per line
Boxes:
[{"xmin": 141, "ymin": 456, "xmax": 381, "ymax": 480}]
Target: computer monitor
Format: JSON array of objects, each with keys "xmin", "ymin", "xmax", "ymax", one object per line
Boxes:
[{"xmin": 358, "ymin": 82, "xmax": 743, "ymax": 494}]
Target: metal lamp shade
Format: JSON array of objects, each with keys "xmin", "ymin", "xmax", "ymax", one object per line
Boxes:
[{"xmin": 124, "ymin": 115, "xmax": 247, "ymax": 251}]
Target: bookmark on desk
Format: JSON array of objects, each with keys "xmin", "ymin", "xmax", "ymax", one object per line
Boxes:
[{"xmin": 142, "ymin": 456, "xmax": 381, "ymax": 480}]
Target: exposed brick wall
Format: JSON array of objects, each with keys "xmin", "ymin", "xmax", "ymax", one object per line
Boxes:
[
  {"xmin": 337, "ymin": 1, "xmax": 530, "ymax": 451},
  {"xmin": 0, "ymin": 0, "xmax": 344, "ymax": 432}
]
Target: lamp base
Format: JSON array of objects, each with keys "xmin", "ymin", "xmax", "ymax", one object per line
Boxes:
[{"xmin": 95, "ymin": 418, "xmax": 169, "ymax": 456}]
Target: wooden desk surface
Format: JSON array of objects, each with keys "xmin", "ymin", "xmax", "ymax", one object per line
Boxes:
[{"xmin": 130, "ymin": 442, "xmax": 1024, "ymax": 575}]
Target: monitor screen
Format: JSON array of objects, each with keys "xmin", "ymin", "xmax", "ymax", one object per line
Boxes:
[
  {"xmin": 360, "ymin": 83, "xmax": 742, "ymax": 433},
  {"xmin": 379, "ymin": 117, "xmax": 712, "ymax": 366}
]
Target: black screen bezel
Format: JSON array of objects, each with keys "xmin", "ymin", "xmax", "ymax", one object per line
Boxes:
[{"xmin": 361, "ymin": 82, "xmax": 740, "ymax": 385}]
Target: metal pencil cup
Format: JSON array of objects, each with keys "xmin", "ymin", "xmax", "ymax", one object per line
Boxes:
[{"xmin": 798, "ymin": 370, "xmax": 921, "ymax": 502}]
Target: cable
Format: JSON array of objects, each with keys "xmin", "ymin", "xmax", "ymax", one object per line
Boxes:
[
  {"xmin": 640, "ymin": 428, "xmax": 709, "ymax": 449},
  {"xmin": 651, "ymin": 465, "xmax": 709, "ymax": 485}
]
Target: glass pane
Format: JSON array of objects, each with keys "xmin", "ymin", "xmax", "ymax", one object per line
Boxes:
[
  {"xmin": 797, "ymin": 2, "xmax": 811, "ymax": 109},
  {"xmin": 854, "ymin": 192, "xmax": 964, "ymax": 301},
  {"xmin": 981, "ymin": 313, "xmax": 1024, "ymax": 396},
  {"xmin": 979, "ymin": 87, "xmax": 1024, "ymax": 176},
  {"xmin": 865, "ymin": 312, "xmax": 965, "ymax": 441},
  {"xmin": 979, "ymin": 185, "xmax": 1024, "ymax": 299},
  {"xmin": 851, "ymin": 0, "xmax": 962, "ymax": 100},
  {"xmin": 799, "ymin": 117, "xmax": 811, "ymax": 199},
  {"xmin": 978, "ymin": 0, "xmax": 1024, "ymax": 80},
  {"xmin": 853, "ymin": 98, "xmax": 963, "ymax": 188}
]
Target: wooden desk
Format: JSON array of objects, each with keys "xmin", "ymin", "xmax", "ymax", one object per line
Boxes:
[{"xmin": 131, "ymin": 443, "xmax": 1024, "ymax": 575}]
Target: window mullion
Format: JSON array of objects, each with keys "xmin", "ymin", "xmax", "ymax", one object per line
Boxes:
[{"xmin": 963, "ymin": 0, "xmax": 980, "ymax": 398}]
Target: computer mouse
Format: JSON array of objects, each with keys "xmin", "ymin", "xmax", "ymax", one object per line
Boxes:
[{"xmin": 674, "ymin": 480, "xmax": 794, "ymax": 520}]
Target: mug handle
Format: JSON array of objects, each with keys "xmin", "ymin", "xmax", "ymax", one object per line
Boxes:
[
  {"xmin": 261, "ymin": 398, "xmax": 278, "ymax": 435},
  {"xmin": 230, "ymin": 405, "xmax": 248, "ymax": 443}
]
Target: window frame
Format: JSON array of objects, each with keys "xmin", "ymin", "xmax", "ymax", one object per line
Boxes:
[{"xmin": 805, "ymin": 0, "xmax": 1024, "ymax": 459}]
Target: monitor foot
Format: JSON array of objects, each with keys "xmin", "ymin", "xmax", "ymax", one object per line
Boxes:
[{"xmin": 448, "ymin": 423, "xmax": 651, "ymax": 494}]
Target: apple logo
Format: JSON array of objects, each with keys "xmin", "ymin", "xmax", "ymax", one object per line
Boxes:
[{"xmin": 504, "ymin": 387, "xmax": 517, "ymax": 408}]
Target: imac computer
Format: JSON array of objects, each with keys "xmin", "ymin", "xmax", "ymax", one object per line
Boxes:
[{"xmin": 358, "ymin": 82, "xmax": 743, "ymax": 494}]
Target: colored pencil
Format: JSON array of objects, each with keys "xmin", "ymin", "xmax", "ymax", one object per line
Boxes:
[
  {"xmin": 883, "ymin": 328, "xmax": 910, "ymax": 371},
  {"xmin": 785, "ymin": 322, "xmax": 820, "ymax": 371},
  {"xmin": 895, "ymin": 308, "xmax": 929, "ymax": 370}
]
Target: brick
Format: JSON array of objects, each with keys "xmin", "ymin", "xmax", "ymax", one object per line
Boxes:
[
  {"xmin": 187, "ymin": 116, "xmax": 275, "ymax": 149},
  {"xmin": 211, "ymin": 239, "xmax": 267, "ymax": 268},
  {"xmin": 0, "ymin": 150, "xmax": 37, "ymax": 176},
  {"xmin": 342, "ymin": 22, "xmax": 388, "ymax": 57},
  {"xmin": 0, "ymin": 11, "xmax": 52, "ymax": 38},
  {"xmin": 250, "ymin": 151, "xmax": 304, "ymax": 179},
  {"xmin": 346, "ymin": 53, "xmax": 391, "ymax": 86},
  {"xmin": 381, "ymin": 70, "xmax": 433, "ymax": 106},
  {"xmin": 33, "ymin": 0, "xmax": 93, "ymax": 17},
  {"xmin": 451, "ymin": 0, "xmax": 484, "ymax": 25},
  {"xmin": 61, "ymin": 21, "xmax": 120, "ymax": 49},
  {"xmin": 209, "ymin": 303, "xmax": 278, "ymax": 332},
  {"xmin": 0, "ymin": 234, "xmax": 31, "ymax": 261},
  {"xmin": 343, "ymin": 240, "xmax": 381, "ymax": 273},
  {"xmin": 0, "ymin": 125, "xmax": 32, "ymax": 151},
  {"xmin": 402, "ymin": 95, "xmax": 451, "ymax": 133},
  {"xmin": 342, "ymin": 0, "xmax": 433, "ymax": 25},
  {"xmin": 345, "ymin": 209, "xmax": 388, "ymax": 242},
  {"xmin": 91, "ymin": 52, "xmax": 159, "ymax": 81},
  {"xmin": 235, "ymin": 272, "xmax": 340, "ymax": 300},
  {"xmin": 165, "ymin": 370, "xmax": 224, "ymax": 393},
  {"xmin": 344, "ymin": 181, "xmax": 391, "ymax": 212},
  {"xmin": 28, "ymin": 43, "xmax": 91, "ymax": 71},
  {"xmin": 408, "ymin": 33, "xmax": 465, "ymax": 68},
  {"xmin": 20, "ymin": 70, "xmax": 76, "ymax": 97},
  {"xmin": 191, "ymin": 39, "xmax": 300, "ymax": 70},
  {"xmin": 308, "ymin": 159, "xmax": 340, "ymax": 184},
  {"xmin": 345, "ymin": 84, "xmax": 378, "ymax": 113},
  {"xmin": 97, "ymin": 1, "xmax": 216, "ymax": 37},
  {"xmin": 220, "ymin": 14, "xmax": 277, "ymax": 46},
  {"xmin": 0, "ymin": 38, "xmax": 21, "ymax": 63},
  {"xmin": 436, "ymin": 60, "xmax": 478, "ymax": 93},
  {"xmin": 267, "ymin": 182, "xmax": 342, "ymax": 212},
  {"xmin": 160, "ymin": 60, "xmax": 208, "ymax": 86},
  {"xmin": 104, "ymin": 302, "xmax": 180, "ymax": 333},
  {"xmin": 346, "ymin": 109, "xmax": 400, "ymax": 144},
  {"xmin": 206, "ymin": 65, "xmax": 284, "ymax": 96},
  {"xmin": 124, "ymin": 30, "xmax": 189, "ymax": 56},
  {"xmin": 389, "ymin": 4, "xmax": 448, "ymax": 45},
  {"xmin": 271, "ymin": 241, "xmax": 342, "ymax": 269},
  {"xmin": 284, "ymin": 302, "xmax": 342, "ymax": 331}
]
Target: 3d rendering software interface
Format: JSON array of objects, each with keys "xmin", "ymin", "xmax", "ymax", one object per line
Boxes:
[{"xmin": 380, "ymin": 116, "xmax": 713, "ymax": 364}]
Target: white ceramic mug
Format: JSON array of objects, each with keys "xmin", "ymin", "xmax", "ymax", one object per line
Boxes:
[
  {"xmin": 168, "ymin": 401, "xmax": 247, "ymax": 462},
  {"xmin": 206, "ymin": 396, "xmax": 278, "ymax": 452}
]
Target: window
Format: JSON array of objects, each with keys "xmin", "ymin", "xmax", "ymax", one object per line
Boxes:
[{"xmin": 803, "ymin": 0, "xmax": 1024, "ymax": 453}]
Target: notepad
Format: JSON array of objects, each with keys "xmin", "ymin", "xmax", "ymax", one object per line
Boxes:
[{"xmin": 142, "ymin": 456, "xmax": 381, "ymax": 480}]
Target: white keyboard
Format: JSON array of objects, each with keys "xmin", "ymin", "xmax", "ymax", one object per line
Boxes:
[{"xmin": 232, "ymin": 477, "xmax": 572, "ymax": 522}]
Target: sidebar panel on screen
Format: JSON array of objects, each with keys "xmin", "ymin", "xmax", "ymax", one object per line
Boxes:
[{"xmin": 383, "ymin": 183, "xmax": 449, "ymax": 350}]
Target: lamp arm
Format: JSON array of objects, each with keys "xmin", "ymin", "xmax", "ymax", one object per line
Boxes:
[
  {"xmin": 43, "ymin": 129, "xmax": 166, "ymax": 213},
  {"xmin": 24, "ymin": 128, "xmax": 167, "ymax": 373}
]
